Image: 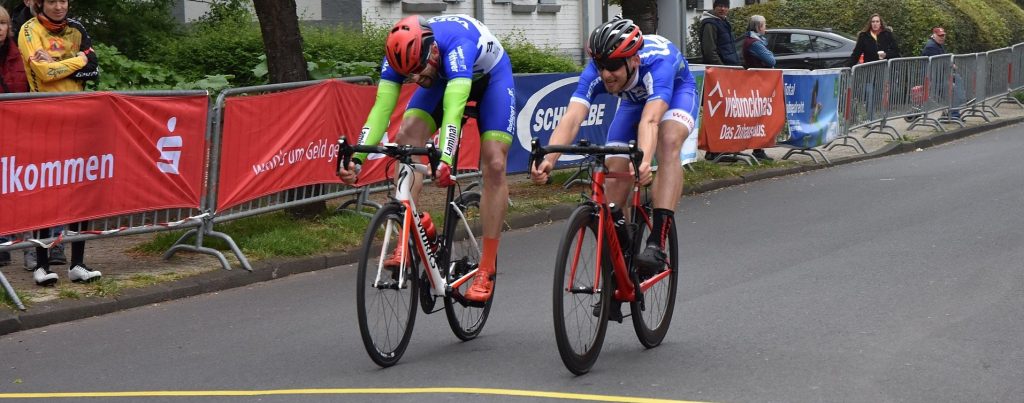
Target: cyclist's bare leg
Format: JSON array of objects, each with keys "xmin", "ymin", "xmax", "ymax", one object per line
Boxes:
[
  {"xmin": 379, "ymin": 114, "xmax": 432, "ymax": 267},
  {"xmin": 652, "ymin": 120, "xmax": 687, "ymax": 211},
  {"xmin": 636, "ymin": 120, "xmax": 687, "ymax": 273},
  {"xmin": 478, "ymin": 140, "xmax": 510, "ymax": 239},
  {"xmin": 464, "ymin": 138, "xmax": 509, "ymax": 302}
]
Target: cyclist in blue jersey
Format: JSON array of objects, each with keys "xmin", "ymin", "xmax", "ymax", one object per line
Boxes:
[
  {"xmin": 337, "ymin": 15, "xmax": 515, "ymax": 303},
  {"xmin": 531, "ymin": 18, "xmax": 698, "ymax": 277}
]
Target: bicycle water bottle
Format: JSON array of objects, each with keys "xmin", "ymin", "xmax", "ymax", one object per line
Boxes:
[
  {"xmin": 609, "ymin": 204, "xmax": 630, "ymax": 252},
  {"xmin": 419, "ymin": 212, "xmax": 437, "ymax": 243}
]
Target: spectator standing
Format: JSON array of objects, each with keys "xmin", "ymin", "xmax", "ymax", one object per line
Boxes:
[
  {"xmin": 6, "ymin": 0, "xmax": 32, "ymax": 38},
  {"xmin": 847, "ymin": 13, "xmax": 900, "ymax": 67},
  {"xmin": 700, "ymin": 0, "xmax": 741, "ymax": 161},
  {"xmin": 699, "ymin": 0, "xmax": 740, "ymax": 66},
  {"xmin": 0, "ymin": 5, "xmax": 28, "ymax": 267},
  {"xmin": 740, "ymin": 14, "xmax": 774, "ymax": 161},
  {"xmin": 17, "ymin": 0, "xmax": 100, "ymax": 285},
  {"xmin": 921, "ymin": 26, "xmax": 963, "ymax": 120}
]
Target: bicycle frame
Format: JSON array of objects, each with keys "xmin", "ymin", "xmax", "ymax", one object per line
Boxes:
[
  {"xmin": 534, "ymin": 141, "xmax": 672, "ymax": 304},
  {"xmin": 353, "ymin": 145, "xmax": 481, "ymax": 300}
]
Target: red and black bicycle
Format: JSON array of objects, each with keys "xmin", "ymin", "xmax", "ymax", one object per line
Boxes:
[{"xmin": 530, "ymin": 139, "xmax": 679, "ymax": 375}]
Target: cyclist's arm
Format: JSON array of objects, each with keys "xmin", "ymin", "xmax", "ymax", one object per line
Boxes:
[
  {"xmin": 437, "ymin": 78, "xmax": 472, "ymax": 166},
  {"xmin": 542, "ymin": 100, "xmax": 590, "ymax": 165},
  {"xmin": 352, "ymin": 79, "xmax": 402, "ymax": 163},
  {"xmin": 638, "ymin": 99, "xmax": 668, "ymax": 167}
]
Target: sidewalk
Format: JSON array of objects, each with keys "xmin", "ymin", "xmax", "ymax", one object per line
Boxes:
[{"xmin": 2, "ymin": 103, "xmax": 1023, "ymax": 335}]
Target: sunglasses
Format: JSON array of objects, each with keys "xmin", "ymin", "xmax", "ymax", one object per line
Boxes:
[
  {"xmin": 409, "ymin": 47, "xmax": 440, "ymax": 76},
  {"xmin": 594, "ymin": 58, "xmax": 627, "ymax": 71}
]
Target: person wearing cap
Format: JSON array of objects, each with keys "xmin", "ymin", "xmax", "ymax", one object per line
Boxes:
[
  {"xmin": 922, "ymin": 27, "xmax": 947, "ymax": 56},
  {"xmin": 921, "ymin": 26, "xmax": 963, "ymax": 120}
]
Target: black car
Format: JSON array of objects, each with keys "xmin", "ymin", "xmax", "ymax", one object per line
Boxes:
[{"xmin": 689, "ymin": 28, "xmax": 857, "ymax": 70}]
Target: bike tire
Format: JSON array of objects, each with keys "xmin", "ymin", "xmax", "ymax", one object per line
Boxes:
[
  {"xmin": 356, "ymin": 203, "xmax": 419, "ymax": 367},
  {"xmin": 443, "ymin": 191, "xmax": 494, "ymax": 341},
  {"xmin": 629, "ymin": 199, "xmax": 678, "ymax": 348},
  {"xmin": 552, "ymin": 204, "xmax": 611, "ymax": 375}
]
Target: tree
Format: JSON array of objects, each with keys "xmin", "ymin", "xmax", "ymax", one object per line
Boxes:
[
  {"xmin": 250, "ymin": 0, "xmax": 325, "ymax": 217},
  {"xmin": 251, "ymin": 0, "xmax": 308, "ymax": 83}
]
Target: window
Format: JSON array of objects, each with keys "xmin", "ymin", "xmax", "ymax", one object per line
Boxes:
[
  {"xmin": 812, "ymin": 37, "xmax": 842, "ymax": 52},
  {"xmin": 768, "ymin": 33, "xmax": 814, "ymax": 55}
]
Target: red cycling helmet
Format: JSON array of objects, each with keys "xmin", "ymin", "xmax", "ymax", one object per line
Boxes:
[
  {"xmin": 587, "ymin": 18, "xmax": 643, "ymax": 62},
  {"xmin": 385, "ymin": 15, "xmax": 436, "ymax": 76}
]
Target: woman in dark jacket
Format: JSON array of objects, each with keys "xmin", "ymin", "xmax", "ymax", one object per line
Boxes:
[
  {"xmin": 847, "ymin": 13, "xmax": 900, "ymax": 66},
  {"xmin": 1, "ymin": 5, "xmax": 28, "ymax": 94}
]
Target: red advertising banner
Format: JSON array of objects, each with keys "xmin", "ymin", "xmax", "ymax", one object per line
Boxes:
[
  {"xmin": 0, "ymin": 93, "xmax": 209, "ymax": 235},
  {"xmin": 699, "ymin": 68, "xmax": 786, "ymax": 153},
  {"xmin": 215, "ymin": 80, "xmax": 480, "ymax": 211}
]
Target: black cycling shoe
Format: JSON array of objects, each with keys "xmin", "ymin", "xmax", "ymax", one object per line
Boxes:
[
  {"xmin": 635, "ymin": 243, "xmax": 667, "ymax": 279},
  {"xmin": 592, "ymin": 300, "xmax": 624, "ymax": 323}
]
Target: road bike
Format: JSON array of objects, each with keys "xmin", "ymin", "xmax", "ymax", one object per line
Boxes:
[
  {"xmin": 338, "ymin": 135, "xmax": 492, "ymax": 368},
  {"xmin": 530, "ymin": 139, "xmax": 679, "ymax": 375}
]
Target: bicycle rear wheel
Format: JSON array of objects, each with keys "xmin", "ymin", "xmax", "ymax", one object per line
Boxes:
[
  {"xmin": 356, "ymin": 203, "xmax": 419, "ymax": 367},
  {"xmin": 629, "ymin": 200, "xmax": 678, "ymax": 348},
  {"xmin": 443, "ymin": 191, "xmax": 493, "ymax": 341},
  {"xmin": 553, "ymin": 204, "xmax": 611, "ymax": 375}
]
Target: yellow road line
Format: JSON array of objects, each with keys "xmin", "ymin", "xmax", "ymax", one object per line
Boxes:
[{"xmin": 0, "ymin": 387, "xmax": 711, "ymax": 402}]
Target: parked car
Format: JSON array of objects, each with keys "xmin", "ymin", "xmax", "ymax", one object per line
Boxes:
[{"xmin": 688, "ymin": 28, "xmax": 857, "ymax": 70}]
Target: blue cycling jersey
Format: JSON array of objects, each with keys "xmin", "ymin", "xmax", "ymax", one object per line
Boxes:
[
  {"xmin": 571, "ymin": 35, "xmax": 697, "ymax": 106},
  {"xmin": 380, "ymin": 14, "xmax": 505, "ymax": 84}
]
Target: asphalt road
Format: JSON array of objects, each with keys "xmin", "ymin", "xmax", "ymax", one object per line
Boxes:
[{"xmin": 2, "ymin": 124, "xmax": 1023, "ymax": 403}]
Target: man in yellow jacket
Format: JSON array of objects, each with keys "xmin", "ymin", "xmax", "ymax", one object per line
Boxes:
[
  {"xmin": 15, "ymin": 0, "xmax": 101, "ymax": 286},
  {"xmin": 17, "ymin": 0, "xmax": 98, "ymax": 93}
]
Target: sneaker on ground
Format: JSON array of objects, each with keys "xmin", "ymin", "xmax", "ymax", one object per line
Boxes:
[
  {"xmin": 751, "ymin": 149, "xmax": 774, "ymax": 161},
  {"xmin": 463, "ymin": 270, "xmax": 494, "ymax": 302},
  {"xmin": 634, "ymin": 244, "xmax": 667, "ymax": 279},
  {"xmin": 23, "ymin": 249, "xmax": 37, "ymax": 271},
  {"xmin": 49, "ymin": 244, "xmax": 67, "ymax": 265},
  {"xmin": 33, "ymin": 268, "xmax": 58, "ymax": 286},
  {"xmin": 69, "ymin": 264, "xmax": 102, "ymax": 283}
]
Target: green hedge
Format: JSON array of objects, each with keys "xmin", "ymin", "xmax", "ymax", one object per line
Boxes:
[
  {"xmin": 129, "ymin": 12, "xmax": 579, "ymax": 90},
  {"xmin": 708, "ymin": 0, "xmax": 1024, "ymax": 60}
]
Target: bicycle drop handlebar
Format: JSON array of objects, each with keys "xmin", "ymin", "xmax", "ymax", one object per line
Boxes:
[
  {"xmin": 529, "ymin": 138, "xmax": 645, "ymax": 182},
  {"xmin": 337, "ymin": 137, "xmax": 443, "ymax": 180}
]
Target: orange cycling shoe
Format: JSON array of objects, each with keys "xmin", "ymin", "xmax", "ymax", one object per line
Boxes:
[
  {"xmin": 382, "ymin": 244, "xmax": 410, "ymax": 268},
  {"xmin": 463, "ymin": 268, "xmax": 495, "ymax": 302}
]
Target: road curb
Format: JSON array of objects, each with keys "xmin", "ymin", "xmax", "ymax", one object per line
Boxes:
[{"xmin": 4, "ymin": 116, "xmax": 1021, "ymax": 336}]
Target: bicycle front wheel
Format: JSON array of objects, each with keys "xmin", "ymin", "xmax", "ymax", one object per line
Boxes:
[
  {"xmin": 443, "ymin": 191, "xmax": 493, "ymax": 341},
  {"xmin": 629, "ymin": 201, "xmax": 678, "ymax": 348},
  {"xmin": 356, "ymin": 203, "xmax": 419, "ymax": 367},
  {"xmin": 553, "ymin": 204, "xmax": 611, "ymax": 375}
]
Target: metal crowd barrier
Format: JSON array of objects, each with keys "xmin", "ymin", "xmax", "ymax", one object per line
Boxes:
[
  {"xmin": 1012, "ymin": 44, "xmax": 1024, "ymax": 92},
  {"xmin": 0, "ymin": 90, "xmax": 209, "ymax": 310},
  {"xmin": 164, "ymin": 77, "xmax": 375, "ymax": 272},
  {"xmin": 849, "ymin": 60, "xmax": 899, "ymax": 140},
  {"xmin": 926, "ymin": 54, "xmax": 964, "ymax": 128},
  {"xmin": 954, "ymin": 53, "xmax": 992, "ymax": 122},
  {"xmin": 987, "ymin": 48, "xmax": 1024, "ymax": 109},
  {"xmin": 826, "ymin": 67, "xmax": 867, "ymax": 154}
]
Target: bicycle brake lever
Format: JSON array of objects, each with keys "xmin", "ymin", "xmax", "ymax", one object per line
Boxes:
[
  {"xmin": 426, "ymin": 142, "xmax": 440, "ymax": 178},
  {"xmin": 337, "ymin": 137, "xmax": 352, "ymax": 176}
]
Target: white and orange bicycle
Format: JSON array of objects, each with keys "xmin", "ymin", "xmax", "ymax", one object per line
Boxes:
[{"xmin": 337, "ymin": 136, "xmax": 492, "ymax": 367}]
